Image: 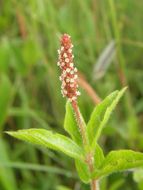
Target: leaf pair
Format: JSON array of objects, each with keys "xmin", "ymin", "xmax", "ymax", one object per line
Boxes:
[
  {"xmin": 63, "ymin": 87, "xmax": 127, "ymax": 182},
  {"xmin": 6, "ymin": 87, "xmax": 143, "ymax": 184},
  {"xmin": 6, "ymin": 88, "xmax": 126, "ymax": 182},
  {"xmin": 64, "ymin": 87, "xmax": 127, "ymax": 150}
]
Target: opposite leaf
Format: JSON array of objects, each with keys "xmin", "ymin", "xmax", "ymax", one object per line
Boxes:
[
  {"xmin": 64, "ymin": 101, "xmax": 83, "ymax": 146},
  {"xmin": 6, "ymin": 129, "xmax": 84, "ymax": 160},
  {"xmin": 75, "ymin": 159, "xmax": 90, "ymax": 183},
  {"xmin": 94, "ymin": 144, "xmax": 105, "ymax": 169},
  {"xmin": 87, "ymin": 87, "xmax": 127, "ymax": 147},
  {"xmin": 93, "ymin": 150, "xmax": 143, "ymax": 179}
]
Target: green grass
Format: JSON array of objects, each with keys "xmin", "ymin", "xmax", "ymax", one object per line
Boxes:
[{"xmin": 0, "ymin": 0, "xmax": 143, "ymax": 189}]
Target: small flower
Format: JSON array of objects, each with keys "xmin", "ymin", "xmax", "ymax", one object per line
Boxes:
[{"xmin": 57, "ymin": 34, "xmax": 80, "ymax": 102}]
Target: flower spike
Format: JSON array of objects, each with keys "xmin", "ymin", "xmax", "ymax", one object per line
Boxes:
[{"xmin": 57, "ymin": 34, "xmax": 80, "ymax": 102}]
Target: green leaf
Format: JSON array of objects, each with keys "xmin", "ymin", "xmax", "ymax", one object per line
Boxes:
[
  {"xmin": 87, "ymin": 87, "xmax": 127, "ymax": 147},
  {"xmin": 0, "ymin": 75, "xmax": 13, "ymax": 129},
  {"xmin": 133, "ymin": 169, "xmax": 143, "ymax": 183},
  {"xmin": 6, "ymin": 128, "xmax": 84, "ymax": 160},
  {"xmin": 75, "ymin": 159, "xmax": 90, "ymax": 183},
  {"xmin": 93, "ymin": 150, "xmax": 143, "ymax": 179},
  {"xmin": 64, "ymin": 101, "xmax": 82, "ymax": 146},
  {"xmin": 94, "ymin": 144, "xmax": 105, "ymax": 169}
]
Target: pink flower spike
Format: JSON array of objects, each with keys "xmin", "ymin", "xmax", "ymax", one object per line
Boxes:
[{"xmin": 57, "ymin": 34, "xmax": 80, "ymax": 102}]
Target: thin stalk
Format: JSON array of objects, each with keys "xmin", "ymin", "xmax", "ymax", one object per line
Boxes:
[
  {"xmin": 78, "ymin": 73, "xmax": 101, "ymax": 105},
  {"xmin": 71, "ymin": 101, "xmax": 98, "ymax": 190},
  {"xmin": 91, "ymin": 180, "xmax": 98, "ymax": 190},
  {"xmin": 71, "ymin": 101, "xmax": 88, "ymax": 146}
]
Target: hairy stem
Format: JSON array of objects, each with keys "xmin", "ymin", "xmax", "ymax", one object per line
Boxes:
[
  {"xmin": 91, "ymin": 180, "xmax": 97, "ymax": 190},
  {"xmin": 71, "ymin": 101, "xmax": 98, "ymax": 190},
  {"xmin": 86, "ymin": 152, "xmax": 97, "ymax": 190},
  {"xmin": 71, "ymin": 101, "xmax": 87, "ymax": 146}
]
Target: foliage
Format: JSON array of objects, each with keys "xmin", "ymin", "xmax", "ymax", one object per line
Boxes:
[{"xmin": 6, "ymin": 88, "xmax": 143, "ymax": 189}]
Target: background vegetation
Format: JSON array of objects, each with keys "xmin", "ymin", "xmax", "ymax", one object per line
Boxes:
[{"xmin": 0, "ymin": 0, "xmax": 143, "ymax": 189}]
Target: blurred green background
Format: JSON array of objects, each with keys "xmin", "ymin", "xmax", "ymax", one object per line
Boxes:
[{"xmin": 0, "ymin": 0, "xmax": 143, "ymax": 189}]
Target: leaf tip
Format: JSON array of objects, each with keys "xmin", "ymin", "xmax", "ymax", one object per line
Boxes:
[
  {"xmin": 5, "ymin": 131, "xmax": 15, "ymax": 136},
  {"xmin": 122, "ymin": 86, "xmax": 128, "ymax": 92},
  {"xmin": 119, "ymin": 86, "xmax": 128, "ymax": 97},
  {"xmin": 5, "ymin": 131, "xmax": 20, "ymax": 139}
]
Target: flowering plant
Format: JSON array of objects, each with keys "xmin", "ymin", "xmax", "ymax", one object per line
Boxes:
[{"xmin": 6, "ymin": 34, "xmax": 143, "ymax": 190}]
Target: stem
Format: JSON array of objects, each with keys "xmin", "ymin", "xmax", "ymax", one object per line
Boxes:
[
  {"xmin": 86, "ymin": 152, "xmax": 97, "ymax": 190},
  {"xmin": 91, "ymin": 180, "xmax": 97, "ymax": 190},
  {"xmin": 71, "ymin": 101, "xmax": 98, "ymax": 190},
  {"xmin": 71, "ymin": 101, "xmax": 87, "ymax": 146}
]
